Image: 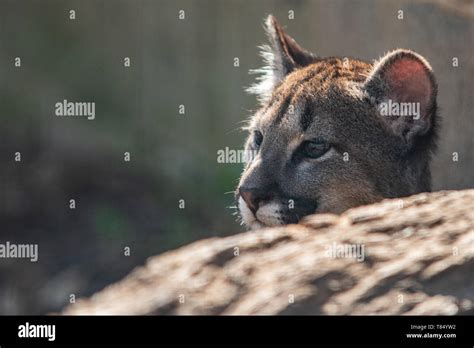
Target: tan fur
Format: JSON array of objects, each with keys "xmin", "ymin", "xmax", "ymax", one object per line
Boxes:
[{"xmin": 237, "ymin": 16, "xmax": 438, "ymax": 230}]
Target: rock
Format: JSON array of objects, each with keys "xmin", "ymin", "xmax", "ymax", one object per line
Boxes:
[{"xmin": 62, "ymin": 189, "xmax": 474, "ymax": 315}]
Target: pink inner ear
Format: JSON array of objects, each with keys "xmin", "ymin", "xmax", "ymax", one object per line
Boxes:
[{"xmin": 384, "ymin": 58, "xmax": 432, "ymax": 117}]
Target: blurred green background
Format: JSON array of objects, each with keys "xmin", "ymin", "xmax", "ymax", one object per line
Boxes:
[{"xmin": 0, "ymin": 0, "xmax": 473, "ymax": 314}]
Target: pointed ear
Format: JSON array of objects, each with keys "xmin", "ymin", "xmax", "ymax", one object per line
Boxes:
[
  {"xmin": 247, "ymin": 15, "xmax": 316, "ymax": 104},
  {"xmin": 364, "ymin": 49, "xmax": 437, "ymax": 145}
]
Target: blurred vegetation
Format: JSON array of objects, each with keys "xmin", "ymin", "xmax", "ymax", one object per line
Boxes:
[{"xmin": 0, "ymin": 0, "xmax": 472, "ymax": 314}]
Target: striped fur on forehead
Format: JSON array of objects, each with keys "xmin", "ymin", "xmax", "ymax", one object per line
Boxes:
[
  {"xmin": 255, "ymin": 58, "xmax": 372, "ymax": 132},
  {"xmin": 256, "ymin": 93, "xmax": 315, "ymax": 134}
]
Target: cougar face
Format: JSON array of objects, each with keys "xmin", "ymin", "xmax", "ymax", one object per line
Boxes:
[{"xmin": 236, "ymin": 15, "xmax": 438, "ymax": 230}]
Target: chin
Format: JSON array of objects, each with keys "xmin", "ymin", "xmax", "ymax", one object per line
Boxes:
[{"xmin": 238, "ymin": 197, "xmax": 286, "ymax": 230}]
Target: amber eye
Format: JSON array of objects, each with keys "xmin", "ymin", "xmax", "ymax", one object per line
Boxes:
[
  {"xmin": 303, "ymin": 140, "xmax": 330, "ymax": 159},
  {"xmin": 253, "ymin": 131, "xmax": 263, "ymax": 148}
]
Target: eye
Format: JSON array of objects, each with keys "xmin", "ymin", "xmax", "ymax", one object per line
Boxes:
[
  {"xmin": 253, "ymin": 130, "xmax": 263, "ymax": 148},
  {"xmin": 303, "ymin": 140, "xmax": 330, "ymax": 159}
]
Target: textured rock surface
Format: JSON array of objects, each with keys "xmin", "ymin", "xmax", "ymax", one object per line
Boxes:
[{"xmin": 63, "ymin": 190, "xmax": 474, "ymax": 315}]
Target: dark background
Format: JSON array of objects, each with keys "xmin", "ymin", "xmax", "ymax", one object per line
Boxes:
[{"xmin": 0, "ymin": 0, "xmax": 473, "ymax": 314}]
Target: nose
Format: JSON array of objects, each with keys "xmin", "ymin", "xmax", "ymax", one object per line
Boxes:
[{"xmin": 239, "ymin": 187, "xmax": 273, "ymax": 213}]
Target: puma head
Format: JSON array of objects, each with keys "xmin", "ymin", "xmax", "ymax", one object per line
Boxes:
[{"xmin": 236, "ymin": 15, "xmax": 438, "ymax": 230}]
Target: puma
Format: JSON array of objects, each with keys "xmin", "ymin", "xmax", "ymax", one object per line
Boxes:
[{"xmin": 236, "ymin": 15, "xmax": 438, "ymax": 230}]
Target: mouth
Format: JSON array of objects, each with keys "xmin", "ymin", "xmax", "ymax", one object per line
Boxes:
[
  {"xmin": 237, "ymin": 196, "xmax": 271, "ymax": 229},
  {"xmin": 237, "ymin": 195, "xmax": 317, "ymax": 230}
]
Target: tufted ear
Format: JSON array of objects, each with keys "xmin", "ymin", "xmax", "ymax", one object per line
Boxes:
[
  {"xmin": 364, "ymin": 49, "xmax": 437, "ymax": 145},
  {"xmin": 247, "ymin": 15, "xmax": 316, "ymax": 105}
]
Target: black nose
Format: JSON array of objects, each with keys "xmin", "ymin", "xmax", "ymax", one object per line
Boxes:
[{"xmin": 239, "ymin": 187, "xmax": 273, "ymax": 213}]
